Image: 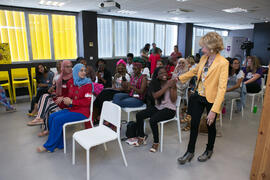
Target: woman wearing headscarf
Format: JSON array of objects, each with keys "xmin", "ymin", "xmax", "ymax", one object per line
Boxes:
[
  {"xmin": 27, "ymin": 61, "xmax": 73, "ymax": 135},
  {"xmin": 93, "ymin": 59, "xmax": 130, "ymax": 122},
  {"xmin": 37, "ymin": 63, "xmax": 93, "ymax": 152},
  {"xmin": 113, "ymin": 61, "xmax": 147, "ymax": 108},
  {"xmin": 172, "ymin": 58, "xmax": 190, "ymax": 97}
]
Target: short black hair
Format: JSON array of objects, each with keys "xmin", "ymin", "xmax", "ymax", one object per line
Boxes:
[
  {"xmin": 95, "ymin": 59, "xmax": 106, "ymax": 68},
  {"xmin": 127, "ymin": 53, "xmax": 134, "ymax": 59}
]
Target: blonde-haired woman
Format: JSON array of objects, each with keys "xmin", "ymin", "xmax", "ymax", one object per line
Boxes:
[{"xmin": 177, "ymin": 32, "xmax": 229, "ymax": 164}]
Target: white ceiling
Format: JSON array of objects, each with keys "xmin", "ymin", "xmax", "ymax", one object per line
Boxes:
[{"xmin": 1, "ymin": 0, "xmax": 270, "ymax": 30}]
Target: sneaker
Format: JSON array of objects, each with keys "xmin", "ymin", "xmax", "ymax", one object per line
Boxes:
[{"xmin": 149, "ymin": 143, "xmax": 159, "ymax": 153}]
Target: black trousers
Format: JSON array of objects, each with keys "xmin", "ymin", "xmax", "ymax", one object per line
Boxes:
[
  {"xmin": 136, "ymin": 106, "xmax": 175, "ymax": 143},
  {"xmin": 187, "ymin": 94, "xmax": 217, "ymax": 153},
  {"xmin": 246, "ymin": 81, "xmax": 261, "ymax": 93},
  {"xmin": 94, "ymin": 89, "xmax": 121, "ymax": 115}
]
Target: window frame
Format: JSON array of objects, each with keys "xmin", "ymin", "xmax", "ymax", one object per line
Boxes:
[{"xmin": 0, "ymin": 7, "xmax": 78, "ymax": 64}]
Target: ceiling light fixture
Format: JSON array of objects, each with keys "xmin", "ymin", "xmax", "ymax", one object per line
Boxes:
[
  {"xmin": 176, "ymin": 0, "xmax": 189, "ymax": 2},
  {"xmin": 222, "ymin": 7, "xmax": 248, "ymax": 13},
  {"xmin": 117, "ymin": 10, "xmax": 137, "ymax": 14},
  {"xmin": 171, "ymin": 17, "xmax": 180, "ymax": 21},
  {"xmin": 39, "ymin": 0, "xmax": 65, "ymax": 7}
]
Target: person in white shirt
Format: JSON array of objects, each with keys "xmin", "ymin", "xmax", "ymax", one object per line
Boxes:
[{"xmin": 126, "ymin": 53, "xmax": 134, "ymax": 75}]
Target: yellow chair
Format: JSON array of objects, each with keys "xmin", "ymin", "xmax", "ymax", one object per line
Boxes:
[
  {"xmin": 31, "ymin": 67, "xmax": 37, "ymax": 96},
  {"xmin": 0, "ymin": 71, "xmax": 14, "ymax": 104},
  {"xmin": 11, "ymin": 68, "xmax": 32, "ymax": 103}
]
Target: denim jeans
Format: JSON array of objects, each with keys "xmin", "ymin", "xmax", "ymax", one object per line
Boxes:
[{"xmin": 112, "ymin": 93, "xmax": 144, "ymax": 108}]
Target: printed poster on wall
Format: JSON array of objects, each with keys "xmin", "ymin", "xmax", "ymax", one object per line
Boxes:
[{"xmin": 0, "ymin": 43, "xmax": 11, "ymax": 64}]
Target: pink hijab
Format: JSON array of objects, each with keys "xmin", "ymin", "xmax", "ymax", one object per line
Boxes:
[{"xmin": 56, "ymin": 60, "xmax": 73, "ymax": 96}]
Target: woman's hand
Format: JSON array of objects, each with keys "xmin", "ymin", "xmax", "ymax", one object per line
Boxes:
[
  {"xmin": 48, "ymin": 86, "xmax": 55, "ymax": 94},
  {"xmin": 207, "ymin": 111, "xmax": 216, "ymax": 125},
  {"xmin": 55, "ymin": 96, "xmax": 64, "ymax": 105},
  {"xmin": 167, "ymin": 78, "xmax": 177, "ymax": 88},
  {"xmin": 63, "ymin": 97, "xmax": 72, "ymax": 106}
]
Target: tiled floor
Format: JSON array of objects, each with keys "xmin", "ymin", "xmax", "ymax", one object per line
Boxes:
[{"xmin": 0, "ymin": 97, "xmax": 262, "ymax": 180}]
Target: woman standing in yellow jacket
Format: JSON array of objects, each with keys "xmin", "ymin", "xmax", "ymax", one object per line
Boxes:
[{"xmin": 177, "ymin": 32, "xmax": 229, "ymax": 164}]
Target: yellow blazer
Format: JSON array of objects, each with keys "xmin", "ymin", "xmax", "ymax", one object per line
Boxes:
[{"xmin": 179, "ymin": 53, "xmax": 229, "ymax": 114}]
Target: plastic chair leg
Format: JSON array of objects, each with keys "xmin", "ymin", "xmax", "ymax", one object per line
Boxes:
[
  {"xmin": 160, "ymin": 123, "xmax": 164, "ymax": 152},
  {"xmin": 63, "ymin": 125, "xmax": 67, "ymax": 154},
  {"xmin": 103, "ymin": 143, "xmax": 107, "ymax": 151},
  {"xmin": 118, "ymin": 137, "xmax": 128, "ymax": 167},
  {"xmin": 251, "ymin": 96, "xmax": 255, "ymax": 112},
  {"xmin": 176, "ymin": 119, "xmax": 182, "ymax": 143},
  {"xmin": 72, "ymin": 138, "xmax": 75, "ymax": 164},
  {"xmin": 127, "ymin": 112, "xmax": 130, "ymax": 122},
  {"xmin": 27, "ymin": 83, "xmax": 32, "ymax": 101},
  {"xmin": 7, "ymin": 86, "xmax": 13, "ymax": 104},
  {"xmin": 86, "ymin": 149, "xmax": 90, "ymax": 180},
  {"xmin": 230, "ymin": 100, "xmax": 234, "ymax": 121},
  {"xmin": 12, "ymin": 85, "xmax": 16, "ymax": 103}
]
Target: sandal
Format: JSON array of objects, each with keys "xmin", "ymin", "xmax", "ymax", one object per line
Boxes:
[
  {"xmin": 182, "ymin": 126, "xmax": 190, "ymax": 131},
  {"xmin": 133, "ymin": 135, "xmax": 148, "ymax": 147},
  {"xmin": 37, "ymin": 130, "xmax": 49, "ymax": 137},
  {"xmin": 6, "ymin": 107, "xmax": 16, "ymax": 112},
  {"xmin": 150, "ymin": 143, "xmax": 159, "ymax": 153},
  {"xmin": 36, "ymin": 146, "xmax": 47, "ymax": 153},
  {"xmin": 183, "ymin": 115, "xmax": 191, "ymax": 123},
  {"xmin": 27, "ymin": 118, "xmax": 44, "ymax": 126},
  {"xmin": 27, "ymin": 112, "xmax": 37, "ymax": 117}
]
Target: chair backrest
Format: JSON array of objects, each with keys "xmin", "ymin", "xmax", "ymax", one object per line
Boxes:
[
  {"xmin": 0, "ymin": 71, "xmax": 10, "ymax": 82},
  {"xmin": 99, "ymin": 101, "xmax": 121, "ymax": 131},
  {"xmin": 31, "ymin": 67, "xmax": 36, "ymax": 78},
  {"xmin": 11, "ymin": 68, "xmax": 29, "ymax": 80}
]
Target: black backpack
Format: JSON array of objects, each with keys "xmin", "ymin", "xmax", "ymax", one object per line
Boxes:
[{"xmin": 126, "ymin": 121, "xmax": 137, "ymax": 138}]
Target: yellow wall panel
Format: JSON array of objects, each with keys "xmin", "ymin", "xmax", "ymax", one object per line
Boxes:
[
  {"xmin": 52, "ymin": 14, "xmax": 77, "ymax": 60},
  {"xmin": 29, "ymin": 14, "xmax": 51, "ymax": 60},
  {"xmin": 0, "ymin": 10, "xmax": 29, "ymax": 62}
]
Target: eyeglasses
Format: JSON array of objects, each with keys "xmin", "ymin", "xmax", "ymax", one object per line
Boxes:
[{"xmin": 64, "ymin": 66, "xmax": 72, "ymax": 68}]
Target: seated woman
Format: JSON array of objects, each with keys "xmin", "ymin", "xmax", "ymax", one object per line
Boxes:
[
  {"xmin": 37, "ymin": 63, "xmax": 93, "ymax": 152},
  {"xmin": 149, "ymin": 48, "xmax": 161, "ymax": 75},
  {"xmin": 134, "ymin": 67, "xmax": 177, "ymax": 152},
  {"xmin": 113, "ymin": 62, "xmax": 147, "ymax": 108},
  {"xmin": 27, "ymin": 61, "xmax": 73, "ymax": 136},
  {"xmin": 166, "ymin": 57, "xmax": 176, "ymax": 79},
  {"xmin": 172, "ymin": 58, "xmax": 190, "ymax": 97},
  {"xmin": 93, "ymin": 59, "xmax": 130, "ymax": 122},
  {"xmin": 225, "ymin": 58, "xmax": 244, "ymax": 109},
  {"xmin": 96, "ymin": 59, "xmax": 112, "ymax": 88},
  {"xmin": 28, "ymin": 64, "xmax": 54, "ymax": 116},
  {"xmin": 243, "ymin": 56, "xmax": 262, "ymax": 93},
  {"xmin": 77, "ymin": 57, "xmax": 96, "ymax": 82}
]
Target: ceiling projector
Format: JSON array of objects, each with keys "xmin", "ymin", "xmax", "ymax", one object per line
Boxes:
[{"xmin": 99, "ymin": 0, "xmax": 121, "ymax": 11}]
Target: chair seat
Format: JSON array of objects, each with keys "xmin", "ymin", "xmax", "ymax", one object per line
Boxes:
[
  {"xmin": 13, "ymin": 80, "xmax": 30, "ymax": 84},
  {"xmin": 122, "ymin": 104, "xmax": 147, "ymax": 113},
  {"xmin": 73, "ymin": 125, "xmax": 117, "ymax": 149},
  {"xmin": 0, "ymin": 83, "xmax": 9, "ymax": 87},
  {"xmin": 159, "ymin": 117, "xmax": 177, "ymax": 124}
]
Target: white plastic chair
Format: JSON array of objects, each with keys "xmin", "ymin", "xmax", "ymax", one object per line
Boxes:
[
  {"xmin": 122, "ymin": 104, "xmax": 147, "ymax": 122},
  {"xmin": 72, "ymin": 101, "xmax": 128, "ymax": 180},
  {"xmin": 159, "ymin": 96, "xmax": 182, "ymax": 152},
  {"xmin": 63, "ymin": 94, "xmax": 95, "ymax": 154},
  {"xmin": 230, "ymin": 98, "xmax": 244, "ymax": 121},
  {"xmin": 246, "ymin": 77, "xmax": 264, "ymax": 112}
]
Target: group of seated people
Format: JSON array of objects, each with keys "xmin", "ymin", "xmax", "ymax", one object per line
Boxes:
[{"xmin": 0, "ymin": 44, "xmax": 266, "ymax": 154}]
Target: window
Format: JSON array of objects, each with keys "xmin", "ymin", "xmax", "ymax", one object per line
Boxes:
[
  {"xmin": 155, "ymin": 24, "xmax": 165, "ymax": 54},
  {"xmin": 114, "ymin": 20, "xmax": 127, "ymax": 57},
  {"xmin": 97, "ymin": 18, "xmax": 112, "ymax": 58},
  {"xmin": 0, "ymin": 9, "xmax": 77, "ymax": 63},
  {"xmin": 192, "ymin": 26, "xmax": 229, "ymax": 55},
  {"xmin": 0, "ymin": 10, "xmax": 29, "ymax": 62},
  {"xmin": 29, "ymin": 14, "xmax": 51, "ymax": 60},
  {"xmin": 129, "ymin": 21, "xmax": 154, "ymax": 56},
  {"xmin": 52, "ymin": 14, "xmax": 77, "ymax": 60},
  {"xmin": 165, "ymin": 24, "xmax": 178, "ymax": 56},
  {"xmin": 97, "ymin": 17, "xmax": 178, "ymax": 58}
]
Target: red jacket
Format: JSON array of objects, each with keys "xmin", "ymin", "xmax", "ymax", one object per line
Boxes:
[
  {"xmin": 67, "ymin": 78, "xmax": 93, "ymax": 118},
  {"xmin": 149, "ymin": 54, "xmax": 161, "ymax": 75},
  {"xmin": 52, "ymin": 80, "xmax": 70, "ymax": 109}
]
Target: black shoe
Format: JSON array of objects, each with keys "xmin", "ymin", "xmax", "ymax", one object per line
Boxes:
[
  {"xmin": 197, "ymin": 150, "xmax": 213, "ymax": 162},
  {"xmin": 177, "ymin": 152, "xmax": 194, "ymax": 165}
]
